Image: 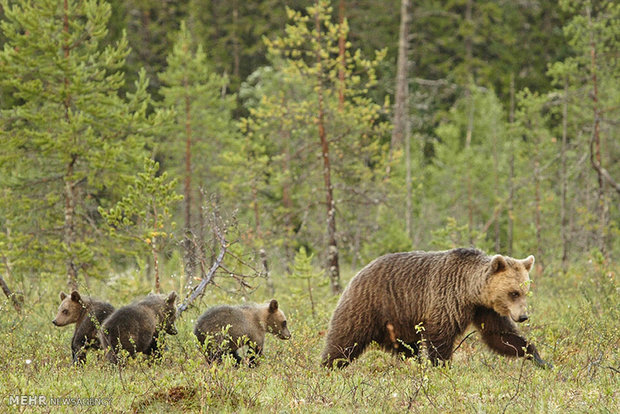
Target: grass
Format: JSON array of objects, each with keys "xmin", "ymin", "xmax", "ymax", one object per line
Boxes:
[{"xmin": 0, "ymin": 257, "xmax": 618, "ymax": 413}]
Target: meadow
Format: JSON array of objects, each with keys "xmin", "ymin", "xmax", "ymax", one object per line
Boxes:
[{"xmin": 0, "ymin": 255, "xmax": 618, "ymax": 413}]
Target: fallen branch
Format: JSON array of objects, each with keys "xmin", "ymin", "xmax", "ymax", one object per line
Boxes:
[
  {"xmin": 177, "ymin": 243, "xmax": 226, "ymax": 316},
  {"xmin": 0, "ymin": 272, "xmax": 22, "ymax": 313},
  {"xmin": 590, "ymin": 122, "xmax": 620, "ymax": 195}
]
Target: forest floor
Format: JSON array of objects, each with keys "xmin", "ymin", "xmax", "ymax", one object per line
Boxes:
[{"xmin": 0, "ymin": 257, "xmax": 618, "ymax": 413}]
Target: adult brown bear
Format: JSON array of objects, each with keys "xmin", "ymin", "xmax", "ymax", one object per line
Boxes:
[{"xmin": 321, "ymin": 248, "xmax": 550, "ymax": 368}]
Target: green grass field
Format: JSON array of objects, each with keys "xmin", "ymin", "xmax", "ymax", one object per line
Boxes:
[{"xmin": 1, "ymin": 258, "xmax": 618, "ymax": 413}]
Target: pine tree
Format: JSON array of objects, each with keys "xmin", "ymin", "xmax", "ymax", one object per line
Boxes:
[
  {"xmin": 158, "ymin": 21, "xmax": 237, "ymax": 281},
  {"xmin": 100, "ymin": 158, "xmax": 182, "ymax": 293},
  {"xmin": 244, "ymin": 0, "xmax": 390, "ymax": 293},
  {"xmin": 0, "ymin": 0, "xmax": 155, "ymax": 288}
]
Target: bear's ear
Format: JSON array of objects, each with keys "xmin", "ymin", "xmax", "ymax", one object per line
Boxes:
[
  {"xmin": 490, "ymin": 255, "xmax": 507, "ymax": 274},
  {"xmin": 70, "ymin": 290, "xmax": 81, "ymax": 302},
  {"xmin": 60, "ymin": 291, "xmax": 67, "ymax": 301},
  {"xmin": 521, "ymin": 255, "xmax": 535, "ymax": 272},
  {"xmin": 268, "ymin": 299, "xmax": 279, "ymax": 313},
  {"xmin": 167, "ymin": 291, "xmax": 177, "ymax": 305}
]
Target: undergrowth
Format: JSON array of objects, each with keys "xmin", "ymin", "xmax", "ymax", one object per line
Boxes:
[{"xmin": 0, "ymin": 258, "xmax": 618, "ymax": 413}]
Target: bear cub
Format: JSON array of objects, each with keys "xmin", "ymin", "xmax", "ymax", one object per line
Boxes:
[
  {"xmin": 99, "ymin": 291, "xmax": 177, "ymax": 364},
  {"xmin": 322, "ymin": 248, "xmax": 550, "ymax": 369},
  {"xmin": 194, "ymin": 299, "xmax": 291, "ymax": 366},
  {"xmin": 53, "ymin": 290, "xmax": 115, "ymax": 364}
]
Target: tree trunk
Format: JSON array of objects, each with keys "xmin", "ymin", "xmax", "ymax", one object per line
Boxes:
[
  {"xmin": 493, "ymin": 129, "xmax": 500, "ymax": 252},
  {"xmin": 183, "ymin": 82, "xmax": 197, "ymax": 285},
  {"xmin": 260, "ymin": 248, "xmax": 275, "ymax": 296},
  {"xmin": 464, "ymin": 0, "xmax": 474, "ymax": 244},
  {"xmin": 152, "ymin": 201, "xmax": 160, "ymax": 294},
  {"xmin": 405, "ymin": 115, "xmax": 413, "ymax": 242},
  {"xmin": 281, "ymin": 127, "xmax": 295, "ymax": 264},
  {"xmin": 588, "ymin": 8, "xmax": 608, "ymax": 256},
  {"xmin": 315, "ymin": 8, "xmax": 341, "ymax": 294},
  {"xmin": 64, "ymin": 157, "xmax": 79, "ymax": 290},
  {"xmin": 534, "ymin": 159, "xmax": 544, "ymax": 274},
  {"xmin": 507, "ymin": 73, "xmax": 515, "ymax": 256},
  {"xmin": 560, "ymin": 77, "xmax": 569, "ymax": 271},
  {"xmin": 63, "ymin": 0, "xmax": 78, "ymax": 290},
  {"xmin": 337, "ymin": 0, "xmax": 346, "ymax": 111},
  {"xmin": 232, "ymin": 0, "xmax": 240, "ymax": 79},
  {"xmin": 388, "ymin": 0, "xmax": 410, "ymax": 176}
]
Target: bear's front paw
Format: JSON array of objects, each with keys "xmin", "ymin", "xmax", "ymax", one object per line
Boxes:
[{"xmin": 532, "ymin": 353, "xmax": 553, "ymax": 369}]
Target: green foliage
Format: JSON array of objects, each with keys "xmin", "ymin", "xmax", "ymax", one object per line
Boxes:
[
  {"xmin": 157, "ymin": 21, "xmax": 239, "ymax": 231},
  {"xmin": 290, "ymin": 247, "xmax": 323, "ymax": 319},
  {"xmin": 360, "ymin": 204, "xmax": 412, "ymax": 261},
  {"xmin": 0, "ymin": 0, "xmax": 156, "ymax": 285},
  {"xmin": 239, "ymin": 0, "xmax": 390, "ymax": 266},
  {"xmin": 431, "ymin": 217, "xmax": 486, "ymax": 251},
  {"xmin": 100, "ymin": 157, "xmax": 182, "ymax": 264}
]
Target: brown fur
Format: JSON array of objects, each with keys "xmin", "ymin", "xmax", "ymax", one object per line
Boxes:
[
  {"xmin": 194, "ymin": 299, "xmax": 291, "ymax": 366},
  {"xmin": 321, "ymin": 248, "xmax": 549, "ymax": 368},
  {"xmin": 52, "ymin": 290, "xmax": 115, "ymax": 364},
  {"xmin": 99, "ymin": 292, "xmax": 177, "ymax": 364}
]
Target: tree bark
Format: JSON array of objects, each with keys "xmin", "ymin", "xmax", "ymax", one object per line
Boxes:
[
  {"xmin": 507, "ymin": 73, "xmax": 515, "ymax": 256},
  {"xmin": 62, "ymin": 0, "xmax": 79, "ymax": 290},
  {"xmin": 587, "ymin": 9, "xmax": 610, "ymax": 256},
  {"xmin": 152, "ymin": 200, "xmax": 160, "ymax": 294},
  {"xmin": 183, "ymin": 77, "xmax": 197, "ymax": 285},
  {"xmin": 232, "ymin": 0, "xmax": 240, "ymax": 79},
  {"xmin": 405, "ymin": 114, "xmax": 413, "ymax": 241},
  {"xmin": 388, "ymin": 0, "xmax": 410, "ymax": 176},
  {"xmin": 560, "ymin": 77, "xmax": 569, "ymax": 271},
  {"xmin": 0, "ymin": 273, "xmax": 21, "ymax": 313},
  {"xmin": 464, "ymin": 0, "xmax": 474, "ymax": 244},
  {"xmin": 337, "ymin": 0, "xmax": 346, "ymax": 111},
  {"xmin": 315, "ymin": 7, "xmax": 341, "ymax": 294},
  {"xmin": 534, "ymin": 159, "xmax": 544, "ymax": 274},
  {"xmin": 64, "ymin": 156, "xmax": 79, "ymax": 290}
]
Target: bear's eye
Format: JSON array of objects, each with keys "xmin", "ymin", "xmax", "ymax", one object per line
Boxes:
[
  {"xmin": 282, "ymin": 321, "xmax": 287, "ymax": 328},
  {"xmin": 62, "ymin": 309, "xmax": 69, "ymax": 315},
  {"xmin": 509, "ymin": 291, "xmax": 520, "ymax": 299}
]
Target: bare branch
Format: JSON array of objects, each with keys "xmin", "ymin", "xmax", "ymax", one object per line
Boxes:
[
  {"xmin": 589, "ymin": 125, "xmax": 620, "ymax": 195},
  {"xmin": 176, "ymin": 234, "xmax": 227, "ymax": 316}
]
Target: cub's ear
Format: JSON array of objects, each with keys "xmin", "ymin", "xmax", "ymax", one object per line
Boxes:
[
  {"xmin": 522, "ymin": 255, "xmax": 535, "ymax": 272},
  {"xmin": 167, "ymin": 291, "xmax": 177, "ymax": 305},
  {"xmin": 60, "ymin": 291, "xmax": 68, "ymax": 301},
  {"xmin": 490, "ymin": 255, "xmax": 507, "ymax": 274},
  {"xmin": 268, "ymin": 299, "xmax": 279, "ymax": 313},
  {"xmin": 70, "ymin": 290, "xmax": 81, "ymax": 302}
]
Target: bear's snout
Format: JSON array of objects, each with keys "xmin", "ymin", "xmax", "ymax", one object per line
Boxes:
[
  {"xmin": 517, "ymin": 314, "xmax": 529, "ymax": 323},
  {"xmin": 52, "ymin": 319, "xmax": 58, "ymax": 326}
]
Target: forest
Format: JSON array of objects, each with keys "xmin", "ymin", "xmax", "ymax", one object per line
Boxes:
[{"xmin": 0, "ymin": 0, "xmax": 618, "ymax": 412}]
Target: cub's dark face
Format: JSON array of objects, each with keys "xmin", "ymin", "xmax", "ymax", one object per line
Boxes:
[
  {"xmin": 266, "ymin": 299, "xmax": 291, "ymax": 340},
  {"xmin": 163, "ymin": 291, "xmax": 178, "ymax": 335},
  {"xmin": 52, "ymin": 291, "xmax": 83, "ymax": 326}
]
